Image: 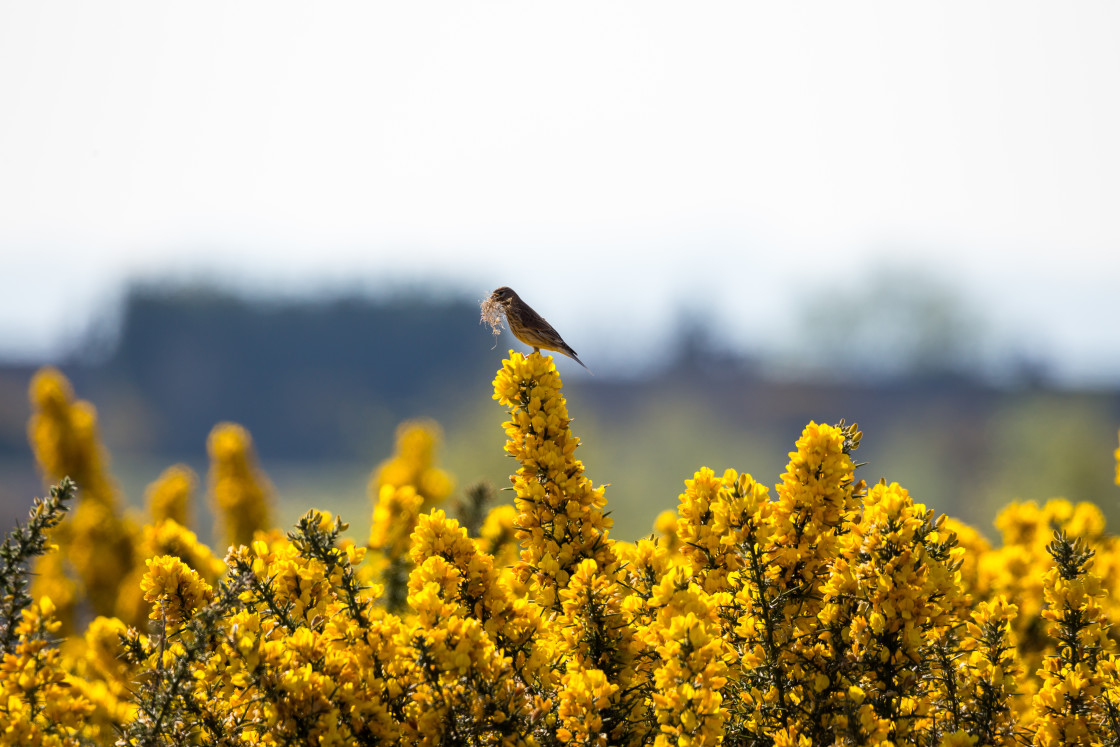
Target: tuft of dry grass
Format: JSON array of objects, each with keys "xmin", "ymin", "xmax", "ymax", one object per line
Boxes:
[{"xmin": 479, "ymin": 293, "xmax": 506, "ymax": 348}]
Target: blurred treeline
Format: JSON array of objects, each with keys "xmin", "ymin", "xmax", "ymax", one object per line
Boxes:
[{"xmin": 1, "ymin": 282, "xmax": 1118, "ymax": 543}]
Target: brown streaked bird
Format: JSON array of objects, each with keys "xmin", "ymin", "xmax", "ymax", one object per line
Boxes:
[{"xmin": 484, "ymin": 286, "xmax": 591, "ymax": 372}]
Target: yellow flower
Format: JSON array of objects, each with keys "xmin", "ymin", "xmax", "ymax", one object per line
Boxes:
[
  {"xmin": 1114, "ymin": 428, "xmax": 1120, "ymax": 486},
  {"xmin": 492, "ymin": 352, "xmax": 616, "ymax": 611},
  {"xmin": 0, "ymin": 597, "xmax": 95, "ymax": 742},
  {"xmin": 557, "ymin": 667, "xmax": 618, "ymax": 745},
  {"xmin": 649, "ymin": 605, "xmax": 729, "ymax": 746},
  {"xmin": 26, "ymin": 366, "xmax": 138, "ymax": 626},
  {"xmin": 676, "ymin": 466, "xmax": 771, "ymax": 593},
  {"xmin": 144, "ymin": 463, "xmax": 196, "ymax": 526},
  {"xmin": 771, "ymin": 421, "xmax": 860, "ymax": 601},
  {"xmin": 653, "ymin": 510, "xmax": 682, "ymax": 553},
  {"xmin": 369, "ymin": 484, "xmax": 424, "ymax": 561},
  {"xmin": 140, "ymin": 518, "xmax": 226, "ymax": 582},
  {"xmin": 208, "ymin": 422, "xmax": 272, "ymax": 549},
  {"xmin": 140, "ymin": 555, "xmax": 214, "ymax": 624},
  {"xmin": 937, "ymin": 730, "xmax": 978, "ymax": 747},
  {"xmin": 371, "ymin": 419, "xmax": 454, "ymax": 507},
  {"xmin": 26, "ymin": 367, "xmax": 116, "ymax": 506}
]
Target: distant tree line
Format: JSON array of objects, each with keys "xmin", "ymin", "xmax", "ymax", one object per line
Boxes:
[{"xmin": 15, "ymin": 286, "xmax": 500, "ymax": 460}]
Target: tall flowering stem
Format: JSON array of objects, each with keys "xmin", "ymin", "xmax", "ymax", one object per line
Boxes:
[
  {"xmin": 951, "ymin": 596, "xmax": 1024, "ymax": 745},
  {"xmin": 771, "ymin": 420, "xmax": 863, "ymax": 602},
  {"xmin": 819, "ymin": 480, "xmax": 966, "ymax": 742},
  {"xmin": 644, "ymin": 572, "xmax": 731, "ymax": 747},
  {"xmin": 208, "ymin": 422, "xmax": 273, "ymax": 549},
  {"xmin": 405, "ymin": 511, "xmax": 546, "ymax": 744},
  {"xmin": 408, "ymin": 509, "xmax": 546, "ymax": 682},
  {"xmin": 724, "ymin": 420, "xmax": 863, "ymax": 741},
  {"xmin": 144, "ymin": 464, "xmax": 196, "ymax": 527},
  {"xmin": 1031, "ymin": 530, "xmax": 1120, "ymax": 746},
  {"xmin": 980, "ymin": 498, "xmax": 1115, "ymax": 685},
  {"xmin": 373, "ymin": 419, "xmax": 454, "ymax": 508},
  {"xmin": 27, "ymin": 369, "xmax": 138, "ymax": 623},
  {"xmin": 368, "ymin": 420, "xmax": 453, "ymax": 612},
  {"xmin": 494, "ymin": 352, "xmax": 658, "ymax": 744},
  {"xmin": 555, "ymin": 558, "xmax": 650, "ymax": 745},
  {"xmin": 1114, "ymin": 429, "xmax": 1120, "ymax": 486},
  {"xmin": 493, "ymin": 351, "xmax": 616, "ymax": 611},
  {"xmin": 27, "ymin": 369, "xmax": 115, "ymax": 503},
  {"xmin": 676, "ymin": 467, "xmax": 771, "ymax": 595}
]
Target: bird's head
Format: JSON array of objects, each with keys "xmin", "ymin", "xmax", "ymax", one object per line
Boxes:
[{"xmin": 490, "ymin": 286, "xmax": 519, "ymax": 306}]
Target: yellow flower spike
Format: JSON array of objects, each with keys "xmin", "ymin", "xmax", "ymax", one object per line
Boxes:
[
  {"xmin": 144, "ymin": 463, "xmax": 197, "ymax": 527},
  {"xmin": 475, "ymin": 503, "xmax": 520, "ymax": 567},
  {"xmin": 1114, "ymin": 428, "xmax": 1120, "ymax": 486},
  {"xmin": 406, "ymin": 507, "xmax": 550, "ymax": 693},
  {"xmin": 0, "ymin": 596, "xmax": 96, "ymax": 742},
  {"xmin": 138, "ymin": 518, "xmax": 226, "ymax": 582},
  {"xmin": 27, "ymin": 367, "xmax": 117, "ymax": 505},
  {"xmin": 370, "ymin": 483, "xmax": 424, "ymax": 561},
  {"xmin": 25, "ymin": 368, "xmax": 141, "ymax": 627},
  {"xmin": 140, "ymin": 555, "xmax": 214, "ymax": 625},
  {"xmin": 83, "ymin": 615, "xmax": 132, "ymax": 681},
  {"xmin": 772, "ymin": 421, "xmax": 858, "ymax": 596},
  {"xmin": 372, "ymin": 419, "xmax": 454, "ymax": 509},
  {"xmin": 557, "ymin": 667, "xmax": 617, "ymax": 745},
  {"xmin": 208, "ymin": 422, "xmax": 273, "ymax": 549},
  {"xmin": 493, "ymin": 352, "xmax": 618, "ymax": 613},
  {"xmin": 653, "ymin": 509, "xmax": 683, "ymax": 555},
  {"xmin": 646, "ymin": 581, "xmax": 729, "ymax": 746}
]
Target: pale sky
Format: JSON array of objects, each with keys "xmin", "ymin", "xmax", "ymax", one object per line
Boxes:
[{"xmin": 1, "ymin": 2, "xmax": 1118, "ymax": 380}]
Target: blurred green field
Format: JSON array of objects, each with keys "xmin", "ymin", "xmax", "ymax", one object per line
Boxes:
[
  {"xmin": 33, "ymin": 386, "xmax": 1112, "ymax": 556},
  {"xmin": 3, "ymin": 288, "xmax": 1118, "ymax": 546}
]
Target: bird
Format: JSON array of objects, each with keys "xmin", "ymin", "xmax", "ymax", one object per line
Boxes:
[{"xmin": 482, "ymin": 286, "xmax": 591, "ymax": 372}]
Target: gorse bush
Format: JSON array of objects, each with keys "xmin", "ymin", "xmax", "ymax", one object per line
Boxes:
[{"xmin": 3, "ymin": 356, "xmax": 1120, "ymax": 746}]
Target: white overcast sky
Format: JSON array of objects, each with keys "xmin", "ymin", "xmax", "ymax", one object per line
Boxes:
[{"xmin": 1, "ymin": 2, "xmax": 1118, "ymax": 380}]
